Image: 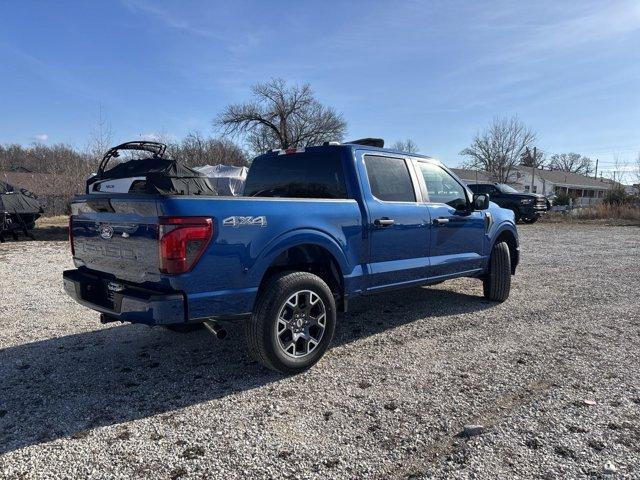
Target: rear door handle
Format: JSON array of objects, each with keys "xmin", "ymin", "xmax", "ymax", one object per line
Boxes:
[
  {"xmin": 433, "ymin": 217, "xmax": 450, "ymax": 226},
  {"xmin": 374, "ymin": 217, "xmax": 395, "ymax": 227}
]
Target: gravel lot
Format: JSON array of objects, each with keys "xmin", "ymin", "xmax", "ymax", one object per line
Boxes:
[{"xmin": 1, "ymin": 223, "xmax": 639, "ymax": 479}]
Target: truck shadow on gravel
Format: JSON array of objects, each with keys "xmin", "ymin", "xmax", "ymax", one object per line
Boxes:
[{"xmin": 0, "ymin": 286, "xmax": 492, "ymax": 455}]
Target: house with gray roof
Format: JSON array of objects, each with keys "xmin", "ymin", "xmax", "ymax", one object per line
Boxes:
[{"xmin": 451, "ymin": 166, "xmax": 615, "ymax": 205}]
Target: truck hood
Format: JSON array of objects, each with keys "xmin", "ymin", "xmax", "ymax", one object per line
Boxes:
[{"xmin": 499, "ymin": 192, "xmax": 544, "ymax": 201}]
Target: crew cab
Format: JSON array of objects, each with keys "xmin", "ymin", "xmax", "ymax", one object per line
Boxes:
[
  {"xmin": 466, "ymin": 183, "xmax": 548, "ymax": 224},
  {"xmin": 64, "ymin": 140, "xmax": 520, "ymax": 374}
]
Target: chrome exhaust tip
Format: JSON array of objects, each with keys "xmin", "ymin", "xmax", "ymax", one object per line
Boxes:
[{"xmin": 203, "ymin": 320, "xmax": 227, "ymax": 340}]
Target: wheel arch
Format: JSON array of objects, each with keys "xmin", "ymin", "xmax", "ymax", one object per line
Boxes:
[
  {"xmin": 491, "ymin": 225, "xmax": 519, "ymax": 275},
  {"xmin": 250, "ymin": 230, "xmax": 348, "ymax": 307}
]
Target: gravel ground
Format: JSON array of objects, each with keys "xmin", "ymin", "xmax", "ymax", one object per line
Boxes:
[{"xmin": 0, "ymin": 223, "xmax": 639, "ymax": 479}]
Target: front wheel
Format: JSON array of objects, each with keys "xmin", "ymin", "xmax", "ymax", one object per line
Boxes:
[
  {"xmin": 521, "ymin": 216, "xmax": 539, "ymax": 224},
  {"xmin": 483, "ymin": 241, "xmax": 512, "ymax": 302},
  {"xmin": 245, "ymin": 271, "xmax": 336, "ymax": 374}
]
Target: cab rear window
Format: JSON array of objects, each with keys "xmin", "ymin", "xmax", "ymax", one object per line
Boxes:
[{"xmin": 244, "ymin": 151, "xmax": 348, "ymax": 199}]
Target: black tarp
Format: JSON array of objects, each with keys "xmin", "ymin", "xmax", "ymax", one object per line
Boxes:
[
  {"xmin": 0, "ymin": 181, "xmax": 43, "ymax": 215},
  {"xmin": 89, "ymin": 157, "xmax": 218, "ymax": 196}
]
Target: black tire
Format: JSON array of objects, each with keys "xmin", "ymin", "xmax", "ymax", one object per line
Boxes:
[
  {"xmin": 521, "ymin": 216, "xmax": 538, "ymax": 224},
  {"xmin": 164, "ymin": 323, "xmax": 204, "ymax": 333},
  {"xmin": 483, "ymin": 241, "xmax": 511, "ymax": 302},
  {"xmin": 245, "ymin": 271, "xmax": 336, "ymax": 374},
  {"xmin": 510, "ymin": 208, "xmax": 521, "ymax": 223}
]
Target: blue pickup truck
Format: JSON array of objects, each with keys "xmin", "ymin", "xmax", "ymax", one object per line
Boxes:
[{"xmin": 64, "ymin": 140, "xmax": 519, "ymax": 373}]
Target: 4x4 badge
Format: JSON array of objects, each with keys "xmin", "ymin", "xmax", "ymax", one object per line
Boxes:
[{"xmin": 222, "ymin": 216, "xmax": 267, "ymax": 228}]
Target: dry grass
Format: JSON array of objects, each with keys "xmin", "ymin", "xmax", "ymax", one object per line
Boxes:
[
  {"xmin": 30, "ymin": 215, "xmax": 69, "ymax": 241},
  {"xmin": 36, "ymin": 215, "xmax": 69, "ymax": 227},
  {"xmin": 573, "ymin": 203, "xmax": 640, "ymax": 221},
  {"xmin": 542, "ymin": 204, "xmax": 640, "ymax": 225}
]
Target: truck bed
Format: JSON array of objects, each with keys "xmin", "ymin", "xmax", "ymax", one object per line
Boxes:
[{"xmin": 69, "ymin": 194, "xmax": 363, "ymax": 322}]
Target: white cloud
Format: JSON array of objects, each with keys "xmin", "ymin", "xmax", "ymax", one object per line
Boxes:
[
  {"xmin": 121, "ymin": 0, "xmax": 220, "ymax": 39},
  {"xmin": 120, "ymin": 0, "xmax": 263, "ymax": 53},
  {"xmin": 33, "ymin": 133, "xmax": 48, "ymax": 142}
]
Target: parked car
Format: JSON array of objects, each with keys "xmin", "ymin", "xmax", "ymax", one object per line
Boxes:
[
  {"xmin": 467, "ymin": 183, "xmax": 548, "ymax": 223},
  {"xmin": 64, "ymin": 141, "xmax": 519, "ymax": 374}
]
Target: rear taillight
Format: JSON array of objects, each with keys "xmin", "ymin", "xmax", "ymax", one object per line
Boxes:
[
  {"xmin": 68, "ymin": 216, "xmax": 75, "ymax": 256},
  {"xmin": 159, "ymin": 217, "xmax": 213, "ymax": 274}
]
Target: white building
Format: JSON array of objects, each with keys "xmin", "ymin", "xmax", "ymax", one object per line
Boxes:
[{"xmin": 451, "ymin": 167, "xmax": 615, "ymax": 206}]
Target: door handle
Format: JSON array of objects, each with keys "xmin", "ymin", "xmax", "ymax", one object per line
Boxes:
[
  {"xmin": 433, "ymin": 217, "xmax": 450, "ymax": 226},
  {"xmin": 374, "ymin": 217, "xmax": 395, "ymax": 227}
]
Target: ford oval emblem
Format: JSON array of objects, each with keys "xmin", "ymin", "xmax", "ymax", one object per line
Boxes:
[{"xmin": 99, "ymin": 225, "xmax": 114, "ymax": 240}]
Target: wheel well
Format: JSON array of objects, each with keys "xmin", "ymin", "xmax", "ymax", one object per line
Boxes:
[
  {"xmin": 494, "ymin": 230, "xmax": 519, "ymax": 274},
  {"xmin": 260, "ymin": 244, "xmax": 345, "ymax": 308}
]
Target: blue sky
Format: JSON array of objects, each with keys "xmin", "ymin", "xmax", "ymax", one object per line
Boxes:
[{"xmin": 1, "ymin": 0, "xmax": 638, "ymax": 175}]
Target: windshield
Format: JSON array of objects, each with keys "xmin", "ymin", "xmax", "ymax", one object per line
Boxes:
[{"xmin": 496, "ymin": 183, "xmax": 519, "ymax": 194}]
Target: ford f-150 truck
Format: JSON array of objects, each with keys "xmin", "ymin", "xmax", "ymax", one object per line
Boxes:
[{"xmin": 64, "ymin": 141, "xmax": 519, "ymax": 374}]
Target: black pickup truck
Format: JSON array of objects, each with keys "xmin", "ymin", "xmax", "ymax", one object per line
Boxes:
[{"xmin": 467, "ymin": 183, "xmax": 548, "ymax": 224}]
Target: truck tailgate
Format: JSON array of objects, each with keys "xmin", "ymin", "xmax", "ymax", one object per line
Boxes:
[{"xmin": 71, "ymin": 196, "xmax": 162, "ymax": 283}]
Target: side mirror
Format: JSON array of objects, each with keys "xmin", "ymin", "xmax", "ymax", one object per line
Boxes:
[{"xmin": 473, "ymin": 193, "xmax": 490, "ymax": 210}]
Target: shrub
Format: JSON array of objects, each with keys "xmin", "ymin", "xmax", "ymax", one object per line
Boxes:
[
  {"xmin": 603, "ymin": 187, "xmax": 629, "ymax": 206},
  {"xmin": 554, "ymin": 191, "xmax": 572, "ymax": 206}
]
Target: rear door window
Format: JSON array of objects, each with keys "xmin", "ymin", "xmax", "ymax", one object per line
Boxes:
[
  {"xmin": 364, "ymin": 155, "xmax": 416, "ymax": 202},
  {"xmin": 244, "ymin": 151, "xmax": 348, "ymax": 199}
]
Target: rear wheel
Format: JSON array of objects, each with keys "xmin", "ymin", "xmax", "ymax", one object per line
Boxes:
[
  {"xmin": 245, "ymin": 271, "xmax": 336, "ymax": 374},
  {"xmin": 483, "ymin": 241, "xmax": 511, "ymax": 302}
]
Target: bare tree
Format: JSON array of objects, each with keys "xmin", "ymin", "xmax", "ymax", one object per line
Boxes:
[
  {"xmin": 86, "ymin": 105, "xmax": 114, "ymax": 163},
  {"xmin": 391, "ymin": 139, "xmax": 419, "ymax": 153},
  {"xmin": 166, "ymin": 131, "xmax": 247, "ymax": 167},
  {"xmin": 548, "ymin": 153, "xmax": 593, "ymax": 175},
  {"xmin": 520, "ymin": 146, "xmax": 546, "ymax": 168},
  {"xmin": 215, "ymin": 79, "xmax": 347, "ymax": 153},
  {"xmin": 460, "ymin": 116, "xmax": 536, "ymax": 182},
  {"xmin": 0, "ymin": 142, "xmax": 91, "ymax": 179},
  {"xmin": 604, "ymin": 154, "xmax": 630, "ymax": 184}
]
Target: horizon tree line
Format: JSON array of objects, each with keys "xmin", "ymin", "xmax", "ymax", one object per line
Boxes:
[{"xmin": 0, "ymin": 80, "xmax": 635, "ymax": 186}]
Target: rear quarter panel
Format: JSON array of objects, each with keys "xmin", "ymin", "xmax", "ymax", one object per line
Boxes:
[{"xmin": 154, "ymin": 196, "xmax": 364, "ymax": 318}]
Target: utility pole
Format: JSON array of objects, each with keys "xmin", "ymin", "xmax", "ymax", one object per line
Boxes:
[
  {"xmin": 531, "ymin": 146, "xmax": 536, "ymax": 191},
  {"xmin": 594, "ymin": 158, "xmax": 598, "ymax": 179}
]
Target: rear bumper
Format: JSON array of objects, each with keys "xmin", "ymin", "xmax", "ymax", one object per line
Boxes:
[{"xmin": 63, "ymin": 269, "xmax": 186, "ymax": 326}]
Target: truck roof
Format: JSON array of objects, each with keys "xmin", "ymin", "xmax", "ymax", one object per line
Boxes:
[{"xmin": 258, "ymin": 142, "xmax": 438, "ymax": 164}]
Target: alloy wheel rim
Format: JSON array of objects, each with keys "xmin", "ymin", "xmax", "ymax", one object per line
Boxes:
[{"xmin": 275, "ymin": 290, "xmax": 327, "ymax": 358}]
